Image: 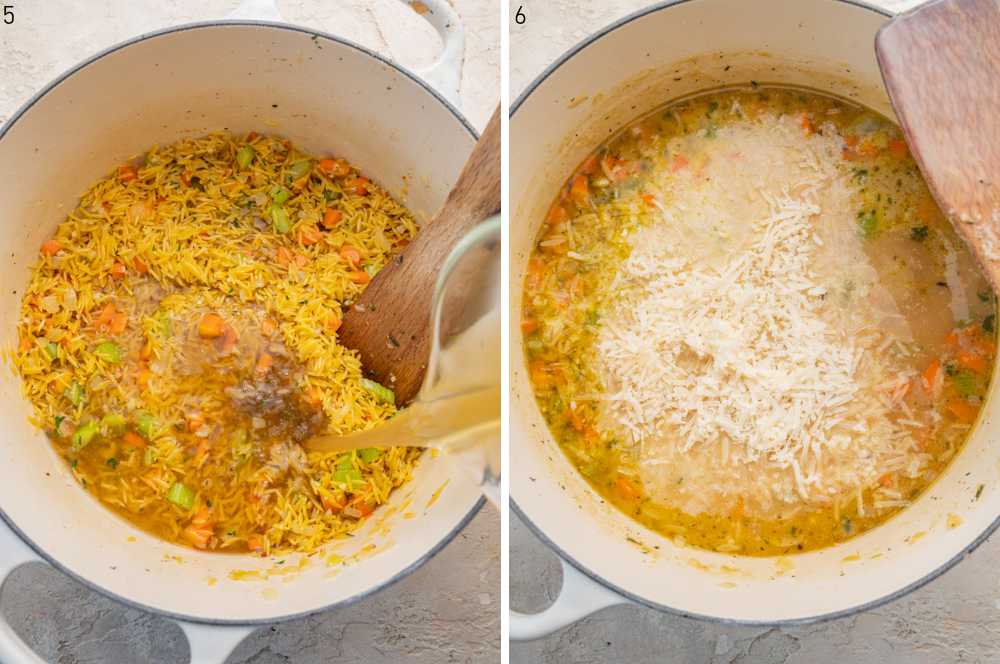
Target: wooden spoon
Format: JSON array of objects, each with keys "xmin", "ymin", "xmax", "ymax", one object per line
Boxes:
[
  {"xmin": 337, "ymin": 105, "xmax": 501, "ymax": 404},
  {"xmin": 875, "ymin": 0, "xmax": 1000, "ymax": 287}
]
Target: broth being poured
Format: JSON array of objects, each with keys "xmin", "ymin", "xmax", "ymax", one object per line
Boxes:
[{"xmin": 522, "ymin": 87, "xmax": 997, "ymax": 555}]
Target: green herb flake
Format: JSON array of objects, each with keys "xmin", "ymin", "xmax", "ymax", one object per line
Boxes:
[
  {"xmin": 953, "ymin": 370, "xmax": 977, "ymax": 397},
  {"xmin": 984, "ymin": 314, "xmax": 995, "ymax": 334},
  {"xmin": 106, "ymin": 457, "xmax": 119, "ymax": 469},
  {"xmin": 71, "ymin": 421, "xmax": 99, "ymax": 451},
  {"xmin": 976, "ymin": 484, "xmax": 985, "ymax": 500},
  {"xmin": 910, "ymin": 225, "xmax": 929, "ymax": 241},
  {"xmin": 64, "ymin": 382, "xmax": 85, "ymax": 408}
]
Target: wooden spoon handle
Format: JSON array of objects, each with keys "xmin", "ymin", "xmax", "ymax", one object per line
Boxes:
[
  {"xmin": 338, "ymin": 105, "xmax": 501, "ymax": 404},
  {"xmin": 876, "ymin": 0, "xmax": 1000, "ymax": 287}
]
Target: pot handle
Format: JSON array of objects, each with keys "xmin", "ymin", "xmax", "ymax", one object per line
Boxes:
[
  {"xmin": 395, "ymin": 0, "xmax": 465, "ymax": 108},
  {"xmin": 0, "ymin": 514, "xmax": 253, "ymax": 663},
  {"xmin": 510, "ymin": 557, "xmax": 630, "ymax": 641},
  {"xmin": 229, "ymin": 0, "xmax": 464, "ymax": 108}
]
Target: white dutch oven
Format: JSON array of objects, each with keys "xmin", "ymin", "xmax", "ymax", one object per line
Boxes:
[
  {"xmin": 511, "ymin": 0, "xmax": 1000, "ymax": 637},
  {"xmin": 0, "ymin": 1, "xmax": 486, "ymax": 661}
]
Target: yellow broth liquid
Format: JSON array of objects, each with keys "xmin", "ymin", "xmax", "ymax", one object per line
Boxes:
[{"xmin": 522, "ymin": 87, "xmax": 997, "ymax": 555}]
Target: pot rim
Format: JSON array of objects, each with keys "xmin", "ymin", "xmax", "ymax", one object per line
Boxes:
[
  {"xmin": 0, "ymin": 18, "xmax": 484, "ymax": 626},
  {"xmin": 509, "ymin": 0, "xmax": 1000, "ymax": 626}
]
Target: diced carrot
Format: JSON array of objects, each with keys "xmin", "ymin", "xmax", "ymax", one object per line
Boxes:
[
  {"xmin": 858, "ymin": 139, "xmax": 880, "ymax": 157},
  {"xmin": 246, "ymin": 535, "xmax": 266, "ymax": 553},
  {"xmin": 520, "ymin": 318, "xmax": 539, "ymax": 335},
  {"xmin": 565, "ymin": 406, "xmax": 586, "ymax": 433},
  {"xmin": 246, "ymin": 131, "xmax": 259, "ymax": 142},
  {"xmin": 219, "ymin": 324, "xmax": 238, "ymax": 353},
  {"xmin": 348, "ymin": 269, "xmax": 371, "ymax": 285},
  {"xmin": 670, "ymin": 154, "xmax": 689, "ymax": 172},
  {"xmin": 879, "ymin": 473, "xmax": 894, "ymax": 487},
  {"xmin": 528, "ymin": 359, "xmax": 554, "ymax": 390},
  {"xmin": 110, "ymin": 262, "xmax": 127, "ymax": 279},
  {"xmin": 957, "ymin": 350, "xmax": 987, "ymax": 374},
  {"xmin": 18, "ymin": 333, "xmax": 32, "ymax": 353},
  {"xmin": 255, "ymin": 352, "xmax": 273, "ymax": 374},
  {"xmin": 198, "ymin": 313, "xmax": 225, "ymax": 339},
  {"xmin": 351, "ymin": 498, "xmax": 374, "ymax": 517},
  {"xmin": 183, "ymin": 518, "xmax": 214, "ymax": 549},
  {"xmin": 326, "ymin": 315, "xmax": 342, "ymax": 333},
  {"xmin": 321, "ymin": 493, "xmax": 345, "ymax": 513},
  {"xmin": 321, "ymin": 208, "xmax": 343, "ymax": 229},
  {"xmin": 304, "ymin": 387, "xmax": 323, "ymax": 408},
  {"xmin": 123, "ymin": 431, "xmax": 147, "ymax": 449},
  {"xmin": 947, "ymin": 398, "xmax": 977, "ymax": 423},
  {"xmin": 275, "ymin": 246, "xmax": 293, "ymax": 267},
  {"xmin": 339, "ymin": 244, "xmax": 363, "ymax": 267},
  {"xmin": 350, "ymin": 177, "xmax": 370, "ymax": 196},
  {"xmin": 180, "ymin": 169, "xmax": 192, "ymax": 187},
  {"xmin": 187, "ymin": 412, "xmax": 205, "ymax": 432},
  {"xmin": 132, "ymin": 256, "xmax": 149, "ymax": 275},
  {"xmin": 570, "ymin": 175, "xmax": 589, "ymax": 205},
  {"xmin": 615, "ymin": 475, "xmax": 640, "ymax": 501},
  {"xmin": 40, "ymin": 239, "xmax": 62, "ymax": 257},
  {"xmin": 888, "ymin": 139, "xmax": 908, "ymax": 158},
  {"xmin": 298, "ymin": 225, "xmax": 323, "ymax": 246},
  {"xmin": 261, "ymin": 316, "xmax": 278, "ymax": 336},
  {"xmin": 580, "ymin": 154, "xmax": 599, "ymax": 175},
  {"xmin": 921, "ymin": 359, "xmax": 942, "ymax": 397},
  {"xmin": 525, "ymin": 257, "xmax": 545, "ymax": 290},
  {"xmin": 319, "ymin": 158, "xmax": 351, "ymax": 177},
  {"xmin": 117, "ymin": 165, "xmax": 137, "ymax": 182},
  {"xmin": 799, "ymin": 112, "xmax": 814, "ymax": 135},
  {"xmin": 945, "ymin": 329, "xmax": 960, "ymax": 348},
  {"xmin": 641, "ymin": 193, "xmax": 656, "ymax": 206},
  {"xmin": 546, "ymin": 204, "xmax": 568, "ymax": 225},
  {"xmin": 137, "ymin": 366, "xmax": 152, "ymax": 390},
  {"xmin": 96, "ymin": 303, "xmax": 127, "ymax": 335}
]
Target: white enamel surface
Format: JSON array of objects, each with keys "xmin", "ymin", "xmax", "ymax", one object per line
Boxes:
[
  {"xmin": 0, "ymin": 23, "xmax": 481, "ymax": 623},
  {"xmin": 511, "ymin": 0, "xmax": 1000, "ymax": 623}
]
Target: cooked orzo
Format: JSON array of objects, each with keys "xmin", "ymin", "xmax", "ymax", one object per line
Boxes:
[{"xmin": 14, "ymin": 132, "xmax": 421, "ymax": 554}]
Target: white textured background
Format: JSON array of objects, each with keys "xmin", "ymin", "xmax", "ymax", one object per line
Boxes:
[
  {"xmin": 510, "ymin": 1, "xmax": 1000, "ymax": 663},
  {"xmin": 0, "ymin": 1, "xmax": 499, "ymax": 663}
]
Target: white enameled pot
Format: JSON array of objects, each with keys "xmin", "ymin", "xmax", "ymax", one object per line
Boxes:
[
  {"xmin": 0, "ymin": 2, "xmax": 485, "ymax": 662},
  {"xmin": 510, "ymin": 0, "xmax": 1000, "ymax": 637}
]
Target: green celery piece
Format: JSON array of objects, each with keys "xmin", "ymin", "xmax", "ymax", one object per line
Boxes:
[{"xmin": 360, "ymin": 378, "xmax": 395, "ymax": 406}]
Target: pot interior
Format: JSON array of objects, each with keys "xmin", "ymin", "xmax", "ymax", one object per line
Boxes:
[
  {"xmin": 511, "ymin": 0, "xmax": 1000, "ymax": 622},
  {"xmin": 0, "ymin": 22, "xmax": 481, "ymax": 623}
]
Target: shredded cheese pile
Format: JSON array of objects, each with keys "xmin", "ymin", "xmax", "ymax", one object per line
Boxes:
[{"xmin": 596, "ymin": 116, "xmax": 923, "ymax": 510}]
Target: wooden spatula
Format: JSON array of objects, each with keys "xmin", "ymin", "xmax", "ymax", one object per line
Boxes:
[
  {"xmin": 338, "ymin": 106, "xmax": 501, "ymax": 404},
  {"xmin": 875, "ymin": 0, "xmax": 1000, "ymax": 287}
]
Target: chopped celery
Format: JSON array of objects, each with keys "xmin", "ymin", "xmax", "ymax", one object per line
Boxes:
[
  {"xmin": 45, "ymin": 342, "xmax": 59, "ymax": 360},
  {"xmin": 166, "ymin": 482, "xmax": 195, "ymax": 510},
  {"xmin": 94, "ymin": 341, "xmax": 122, "ymax": 363},
  {"xmin": 236, "ymin": 145, "xmax": 255, "ymax": 169},
  {"xmin": 360, "ymin": 378, "xmax": 395, "ymax": 406},
  {"xmin": 333, "ymin": 467, "xmax": 362, "ymax": 487},
  {"xmin": 289, "ymin": 159, "xmax": 312, "ymax": 180},
  {"xmin": 359, "ymin": 448, "xmax": 381, "ymax": 463},
  {"xmin": 135, "ymin": 412, "xmax": 157, "ymax": 439},
  {"xmin": 71, "ymin": 421, "xmax": 99, "ymax": 451},
  {"xmin": 270, "ymin": 204, "xmax": 291, "ymax": 234},
  {"xmin": 100, "ymin": 413, "xmax": 127, "ymax": 435},
  {"xmin": 64, "ymin": 382, "xmax": 85, "ymax": 408},
  {"xmin": 270, "ymin": 186, "xmax": 290, "ymax": 205}
]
